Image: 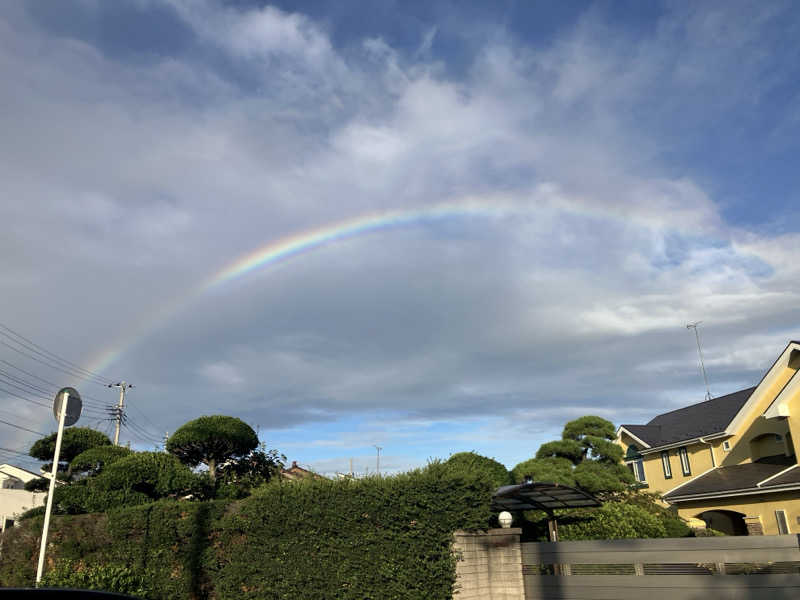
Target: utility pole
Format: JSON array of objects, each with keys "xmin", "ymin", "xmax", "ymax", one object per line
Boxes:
[
  {"xmin": 686, "ymin": 322, "xmax": 712, "ymax": 401},
  {"xmin": 373, "ymin": 445, "xmax": 382, "ymax": 476},
  {"xmin": 163, "ymin": 431, "xmax": 170, "ymax": 451},
  {"xmin": 108, "ymin": 381, "xmax": 133, "ymax": 446}
]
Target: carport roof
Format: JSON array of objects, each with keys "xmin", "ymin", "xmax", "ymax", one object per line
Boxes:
[{"xmin": 491, "ymin": 481, "xmax": 601, "ymax": 513}]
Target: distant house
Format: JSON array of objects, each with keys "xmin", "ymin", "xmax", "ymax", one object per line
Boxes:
[
  {"xmin": 0, "ymin": 463, "xmax": 46, "ymax": 532},
  {"xmin": 617, "ymin": 341, "xmax": 800, "ymax": 536},
  {"xmin": 281, "ymin": 461, "xmax": 325, "ymax": 481}
]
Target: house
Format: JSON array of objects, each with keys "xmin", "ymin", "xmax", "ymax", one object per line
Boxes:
[
  {"xmin": 617, "ymin": 341, "xmax": 800, "ymax": 536},
  {"xmin": 280, "ymin": 460, "xmax": 325, "ymax": 481},
  {"xmin": 0, "ymin": 463, "xmax": 46, "ymax": 532}
]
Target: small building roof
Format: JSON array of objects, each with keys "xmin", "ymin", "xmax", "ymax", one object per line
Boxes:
[
  {"xmin": 492, "ymin": 481, "xmax": 601, "ymax": 513},
  {"xmin": 0, "ymin": 463, "xmax": 43, "ymax": 483},
  {"xmin": 620, "ymin": 387, "xmax": 754, "ymax": 448}
]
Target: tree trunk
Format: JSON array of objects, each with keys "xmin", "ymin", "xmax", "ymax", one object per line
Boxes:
[{"xmin": 208, "ymin": 458, "xmax": 216, "ymax": 481}]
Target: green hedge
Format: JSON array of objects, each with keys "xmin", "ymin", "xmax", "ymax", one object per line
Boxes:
[{"xmin": 0, "ymin": 463, "xmax": 493, "ymax": 600}]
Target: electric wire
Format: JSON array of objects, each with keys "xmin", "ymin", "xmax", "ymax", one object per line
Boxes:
[
  {"xmin": 0, "ymin": 417, "xmax": 47, "ymax": 436},
  {"xmin": 0, "ymin": 339, "xmax": 110, "ymax": 388},
  {"xmin": 0, "ymin": 384, "xmax": 109, "ymax": 421},
  {"xmin": 0, "ymin": 359, "xmax": 115, "ymax": 408},
  {"xmin": 123, "ymin": 417, "xmax": 163, "ymax": 444},
  {"xmin": 0, "ymin": 322, "xmax": 112, "ymax": 385}
]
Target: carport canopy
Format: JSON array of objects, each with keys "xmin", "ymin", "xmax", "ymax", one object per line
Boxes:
[{"xmin": 491, "ymin": 480, "xmax": 601, "ymax": 513}]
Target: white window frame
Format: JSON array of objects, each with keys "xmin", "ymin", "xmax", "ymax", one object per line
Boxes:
[
  {"xmin": 722, "ymin": 440, "xmax": 731, "ymax": 451},
  {"xmin": 661, "ymin": 451, "xmax": 672, "ymax": 479},
  {"xmin": 626, "ymin": 458, "xmax": 646, "ymax": 483},
  {"xmin": 776, "ymin": 509, "xmax": 790, "ymax": 535},
  {"xmin": 678, "ymin": 447, "xmax": 691, "ymax": 476}
]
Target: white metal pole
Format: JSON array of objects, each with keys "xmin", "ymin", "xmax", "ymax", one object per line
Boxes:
[{"xmin": 36, "ymin": 390, "xmax": 69, "ymax": 585}]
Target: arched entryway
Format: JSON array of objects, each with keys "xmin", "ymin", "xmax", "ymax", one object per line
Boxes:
[{"xmin": 695, "ymin": 510, "xmax": 748, "ymax": 536}]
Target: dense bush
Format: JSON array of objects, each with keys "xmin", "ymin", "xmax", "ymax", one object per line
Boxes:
[
  {"xmin": 0, "ymin": 463, "xmax": 494, "ymax": 600},
  {"xmin": 70, "ymin": 445, "xmax": 133, "ymax": 476},
  {"xmin": 41, "ymin": 560, "xmax": 153, "ymax": 598},
  {"xmin": 444, "ymin": 451, "xmax": 513, "ymax": 489},
  {"xmin": 559, "ymin": 503, "xmax": 667, "ymax": 540},
  {"xmin": 49, "ymin": 452, "xmax": 201, "ymax": 515}
]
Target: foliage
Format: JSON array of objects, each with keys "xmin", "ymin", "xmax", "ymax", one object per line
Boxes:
[
  {"xmin": 510, "ymin": 456, "xmax": 575, "ymax": 485},
  {"xmin": 40, "ymin": 559, "xmax": 153, "ymax": 598},
  {"xmin": 513, "ymin": 415, "xmax": 635, "ymax": 496},
  {"xmin": 444, "ymin": 451, "xmax": 513, "ymax": 489},
  {"xmin": 215, "ymin": 445, "xmax": 285, "ymax": 497},
  {"xmin": 559, "ymin": 503, "xmax": 667, "ymax": 540},
  {"xmin": 24, "ymin": 477, "xmax": 49, "ymax": 492},
  {"xmin": 0, "ymin": 464, "xmax": 494, "ymax": 600},
  {"xmin": 51, "ymin": 452, "xmax": 201, "ymax": 514},
  {"xmin": 167, "ymin": 416, "xmax": 259, "ymax": 481},
  {"xmin": 70, "ymin": 445, "xmax": 133, "ymax": 476},
  {"xmin": 29, "ymin": 428, "xmax": 112, "ymax": 475},
  {"xmin": 535, "ymin": 440, "xmax": 584, "ymax": 464}
]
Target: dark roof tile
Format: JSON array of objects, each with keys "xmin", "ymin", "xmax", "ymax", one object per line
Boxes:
[
  {"xmin": 621, "ymin": 387, "xmax": 754, "ymax": 448},
  {"xmin": 663, "ymin": 461, "xmax": 791, "ymax": 499}
]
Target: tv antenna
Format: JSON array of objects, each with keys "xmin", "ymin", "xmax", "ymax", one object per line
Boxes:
[{"xmin": 686, "ymin": 321, "xmax": 712, "ymax": 401}]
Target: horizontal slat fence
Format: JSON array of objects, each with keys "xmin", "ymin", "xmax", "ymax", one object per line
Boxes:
[{"xmin": 522, "ymin": 535, "xmax": 800, "ymax": 600}]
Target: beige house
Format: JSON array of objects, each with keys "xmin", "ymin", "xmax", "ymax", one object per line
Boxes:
[
  {"xmin": 617, "ymin": 341, "xmax": 800, "ymax": 536},
  {"xmin": 0, "ymin": 463, "xmax": 46, "ymax": 532}
]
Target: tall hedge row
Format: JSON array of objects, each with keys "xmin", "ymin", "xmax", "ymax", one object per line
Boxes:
[{"xmin": 0, "ymin": 463, "xmax": 493, "ymax": 600}]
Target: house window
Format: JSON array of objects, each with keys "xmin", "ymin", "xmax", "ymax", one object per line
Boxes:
[
  {"xmin": 722, "ymin": 440, "xmax": 731, "ymax": 451},
  {"xmin": 776, "ymin": 510, "xmax": 790, "ymax": 535},
  {"xmin": 625, "ymin": 445, "xmax": 646, "ymax": 484},
  {"xmin": 631, "ymin": 459, "xmax": 646, "ymax": 483},
  {"xmin": 678, "ymin": 447, "xmax": 691, "ymax": 475},
  {"xmin": 661, "ymin": 451, "xmax": 672, "ymax": 479}
]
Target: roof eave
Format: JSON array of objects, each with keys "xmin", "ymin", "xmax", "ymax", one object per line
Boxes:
[{"xmin": 616, "ymin": 426, "xmax": 652, "ymax": 449}]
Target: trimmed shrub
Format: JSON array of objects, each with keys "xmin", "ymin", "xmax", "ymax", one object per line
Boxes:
[
  {"xmin": 444, "ymin": 451, "xmax": 512, "ymax": 489},
  {"xmin": 559, "ymin": 503, "xmax": 667, "ymax": 540},
  {"xmin": 41, "ymin": 560, "xmax": 152, "ymax": 598},
  {"xmin": 0, "ymin": 463, "xmax": 494, "ymax": 600}
]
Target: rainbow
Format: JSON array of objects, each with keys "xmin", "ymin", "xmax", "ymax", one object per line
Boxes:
[{"xmin": 83, "ymin": 197, "xmax": 530, "ymax": 377}]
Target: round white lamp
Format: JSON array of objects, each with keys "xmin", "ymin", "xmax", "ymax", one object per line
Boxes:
[{"xmin": 498, "ymin": 511, "xmax": 513, "ymax": 528}]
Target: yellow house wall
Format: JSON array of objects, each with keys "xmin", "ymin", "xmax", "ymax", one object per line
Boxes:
[
  {"xmin": 675, "ymin": 491, "xmax": 800, "ymax": 536},
  {"xmin": 641, "ymin": 442, "xmax": 716, "ymax": 495},
  {"xmin": 723, "ymin": 365, "xmax": 797, "ymax": 466}
]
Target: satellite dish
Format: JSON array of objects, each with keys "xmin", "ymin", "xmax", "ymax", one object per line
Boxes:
[{"xmin": 53, "ymin": 387, "xmax": 82, "ymax": 427}]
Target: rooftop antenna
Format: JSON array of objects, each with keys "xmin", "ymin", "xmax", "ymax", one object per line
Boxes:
[{"xmin": 686, "ymin": 321, "xmax": 712, "ymax": 401}]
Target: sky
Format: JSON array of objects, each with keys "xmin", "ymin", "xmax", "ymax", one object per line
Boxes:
[{"xmin": 2, "ymin": 0, "xmax": 800, "ymax": 477}]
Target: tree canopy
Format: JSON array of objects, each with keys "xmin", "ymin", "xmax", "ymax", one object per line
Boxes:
[
  {"xmin": 166, "ymin": 415, "xmax": 259, "ymax": 481},
  {"xmin": 444, "ymin": 451, "xmax": 512, "ymax": 490},
  {"xmin": 29, "ymin": 428, "xmax": 112, "ymax": 473},
  {"xmin": 70, "ymin": 445, "xmax": 134, "ymax": 477},
  {"xmin": 511, "ymin": 415, "xmax": 634, "ymax": 495}
]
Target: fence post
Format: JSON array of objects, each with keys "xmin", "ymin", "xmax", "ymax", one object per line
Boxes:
[{"xmin": 454, "ymin": 529, "xmax": 524, "ymax": 600}]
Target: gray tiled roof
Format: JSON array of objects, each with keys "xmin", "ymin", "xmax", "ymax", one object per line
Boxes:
[
  {"xmin": 621, "ymin": 387, "xmax": 754, "ymax": 448},
  {"xmin": 664, "ymin": 460, "xmax": 799, "ymax": 500}
]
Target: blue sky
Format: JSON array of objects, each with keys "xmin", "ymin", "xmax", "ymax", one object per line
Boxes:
[{"xmin": 2, "ymin": 0, "xmax": 800, "ymax": 476}]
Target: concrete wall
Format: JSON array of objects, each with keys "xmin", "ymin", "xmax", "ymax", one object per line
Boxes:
[{"xmin": 453, "ymin": 528, "xmax": 524, "ymax": 600}]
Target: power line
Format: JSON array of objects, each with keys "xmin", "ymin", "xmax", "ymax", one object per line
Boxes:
[
  {"xmin": 0, "ymin": 372, "xmax": 110, "ymax": 412},
  {"xmin": 0, "ymin": 322, "xmax": 111, "ymax": 385},
  {"xmin": 0, "ymin": 374, "xmax": 109, "ymax": 416},
  {"xmin": 0, "ymin": 340, "xmax": 109, "ymax": 388},
  {"xmin": 0, "ymin": 382, "xmax": 108, "ymax": 419},
  {"xmin": 0, "ymin": 359, "xmax": 114, "ymax": 408},
  {"xmin": 0, "ymin": 417, "xmax": 47, "ymax": 436}
]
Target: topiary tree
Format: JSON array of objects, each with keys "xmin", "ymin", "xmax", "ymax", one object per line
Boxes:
[
  {"xmin": 70, "ymin": 445, "xmax": 133, "ymax": 477},
  {"xmin": 510, "ymin": 456, "xmax": 575, "ymax": 486},
  {"xmin": 444, "ymin": 451, "xmax": 513, "ymax": 490},
  {"xmin": 515, "ymin": 416, "xmax": 635, "ymax": 495},
  {"xmin": 96, "ymin": 452, "xmax": 199, "ymax": 499},
  {"xmin": 166, "ymin": 415, "xmax": 259, "ymax": 481},
  {"xmin": 29, "ymin": 428, "xmax": 112, "ymax": 476}
]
